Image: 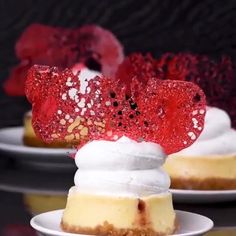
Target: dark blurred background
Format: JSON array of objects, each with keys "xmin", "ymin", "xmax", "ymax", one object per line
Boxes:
[{"xmin": 0, "ymin": 0, "xmax": 236, "ymax": 129}]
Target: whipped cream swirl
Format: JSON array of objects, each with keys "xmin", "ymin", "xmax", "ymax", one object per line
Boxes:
[
  {"xmin": 74, "ymin": 136, "xmax": 170, "ymax": 197},
  {"xmin": 175, "ymin": 107, "xmax": 236, "ymax": 156}
]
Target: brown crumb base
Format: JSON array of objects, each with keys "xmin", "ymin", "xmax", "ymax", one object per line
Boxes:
[
  {"xmin": 170, "ymin": 177, "xmax": 236, "ymax": 190},
  {"xmin": 61, "ymin": 220, "xmax": 177, "ymax": 236},
  {"xmin": 23, "ymin": 136, "xmax": 79, "ymax": 148}
]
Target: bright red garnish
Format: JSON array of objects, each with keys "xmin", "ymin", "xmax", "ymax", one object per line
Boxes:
[
  {"xmin": 138, "ymin": 79, "xmax": 205, "ymax": 154},
  {"xmin": 115, "ymin": 53, "xmax": 163, "ymax": 85},
  {"xmin": 157, "ymin": 52, "xmax": 198, "ymax": 81},
  {"xmin": 158, "ymin": 53, "xmax": 236, "ymax": 128},
  {"xmin": 26, "ymin": 65, "xmax": 206, "ymax": 154},
  {"xmin": 4, "ymin": 23, "xmax": 124, "ymax": 96}
]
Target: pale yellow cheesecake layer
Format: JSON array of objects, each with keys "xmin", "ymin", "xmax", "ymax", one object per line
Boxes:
[
  {"xmin": 61, "ymin": 189, "xmax": 176, "ymax": 235},
  {"xmin": 164, "ymin": 154, "xmax": 236, "ymax": 179},
  {"xmin": 163, "ymin": 154, "xmax": 236, "ymax": 190}
]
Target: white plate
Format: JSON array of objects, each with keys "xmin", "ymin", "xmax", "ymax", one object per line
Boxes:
[
  {"xmin": 0, "ymin": 127, "xmax": 75, "ymax": 170},
  {"xmin": 170, "ymin": 189, "xmax": 236, "ymax": 203},
  {"xmin": 31, "ymin": 209, "xmax": 213, "ymax": 236}
]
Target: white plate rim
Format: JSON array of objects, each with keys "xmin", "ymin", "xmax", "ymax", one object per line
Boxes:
[
  {"xmin": 0, "ymin": 126, "xmax": 73, "ymax": 155},
  {"xmin": 30, "ymin": 209, "xmax": 214, "ymax": 236},
  {"xmin": 170, "ymin": 188, "xmax": 236, "ymax": 195}
]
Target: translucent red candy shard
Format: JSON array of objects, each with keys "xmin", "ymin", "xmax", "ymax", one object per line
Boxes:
[
  {"xmin": 4, "ymin": 23, "xmax": 124, "ymax": 96},
  {"xmin": 77, "ymin": 25, "xmax": 124, "ymax": 77},
  {"xmin": 90, "ymin": 78, "xmax": 143, "ymax": 141},
  {"xmin": 16, "ymin": 24, "xmax": 57, "ymax": 61},
  {"xmin": 26, "ymin": 65, "xmax": 106, "ymax": 144},
  {"xmin": 137, "ymin": 79, "xmax": 206, "ymax": 154},
  {"xmin": 15, "ymin": 23, "xmax": 78, "ymax": 67},
  {"xmin": 26, "ymin": 65, "xmax": 206, "ymax": 154},
  {"xmin": 25, "ymin": 65, "xmax": 54, "ymax": 103},
  {"xmin": 194, "ymin": 56, "xmax": 236, "ymax": 128},
  {"xmin": 115, "ymin": 53, "xmax": 163, "ymax": 85},
  {"xmin": 157, "ymin": 52, "xmax": 198, "ymax": 81},
  {"xmin": 158, "ymin": 53, "xmax": 236, "ymax": 128}
]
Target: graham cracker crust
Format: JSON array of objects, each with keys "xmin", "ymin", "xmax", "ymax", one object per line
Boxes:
[
  {"xmin": 61, "ymin": 219, "xmax": 177, "ymax": 236},
  {"xmin": 170, "ymin": 177, "xmax": 236, "ymax": 190},
  {"xmin": 61, "ymin": 219, "xmax": 179, "ymax": 236}
]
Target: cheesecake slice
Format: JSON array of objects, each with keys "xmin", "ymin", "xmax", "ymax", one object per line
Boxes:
[{"xmin": 61, "ymin": 188, "xmax": 176, "ymax": 236}]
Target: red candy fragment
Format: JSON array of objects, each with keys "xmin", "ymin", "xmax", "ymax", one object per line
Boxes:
[
  {"xmin": 115, "ymin": 53, "xmax": 163, "ymax": 85},
  {"xmin": 138, "ymin": 79, "xmax": 206, "ymax": 154},
  {"xmin": 157, "ymin": 52, "xmax": 198, "ymax": 81},
  {"xmin": 4, "ymin": 23, "xmax": 124, "ymax": 96},
  {"xmin": 26, "ymin": 65, "xmax": 206, "ymax": 154},
  {"xmin": 77, "ymin": 25, "xmax": 124, "ymax": 77},
  {"xmin": 158, "ymin": 53, "xmax": 236, "ymax": 128}
]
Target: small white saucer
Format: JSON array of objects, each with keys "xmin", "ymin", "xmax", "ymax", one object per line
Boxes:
[
  {"xmin": 0, "ymin": 127, "xmax": 75, "ymax": 170},
  {"xmin": 31, "ymin": 209, "xmax": 213, "ymax": 236}
]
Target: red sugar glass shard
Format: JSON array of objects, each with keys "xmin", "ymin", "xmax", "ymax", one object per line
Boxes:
[
  {"xmin": 5, "ymin": 23, "xmax": 124, "ymax": 96},
  {"xmin": 90, "ymin": 78, "xmax": 142, "ymax": 141},
  {"xmin": 26, "ymin": 65, "xmax": 206, "ymax": 154},
  {"xmin": 158, "ymin": 53, "xmax": 235, "ymax": 128},
  {"xmin": 157, "ymin": 52, "xmax": 198, "ymax": 81},
  {"xmin": 137, "ymin": 79, "xmax": 206, "ymax": 154},
  {"xmin": 26, "ymin": 65, "xmax": 106, "ymax": 144},
  {"xmin": 15, "ymin": 24, "xmax": 57, "ymax": 60},
  {"xmin": 116, "ymin": 53, "xmax": 163, "ymax": 85},
  {"xmin": 16, "ymin": 24, "xmax": 78, "ymax": 68},
  {"xmin": 77, "ymin": 25, "xmax": 124, "ymax": 77}
]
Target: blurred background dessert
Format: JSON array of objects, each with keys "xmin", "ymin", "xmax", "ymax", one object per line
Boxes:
[{"xmin": 164, "ymin": 106, "xmax": 236, "ymax": 190}]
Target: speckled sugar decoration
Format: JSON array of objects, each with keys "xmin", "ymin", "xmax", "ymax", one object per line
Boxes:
[
  {"xmin": 138, "ymin": 79, "xmax": 206, "ymax": 154},
  {"xmin": 26, "ymin": 65, "xmax": 206, "ymax": 154},
  {"xmin": 26, "ymin": 65, "xmax": 103, "ymax": 144}
]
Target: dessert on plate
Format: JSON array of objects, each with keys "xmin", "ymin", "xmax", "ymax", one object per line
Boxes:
[
  {"xmin": 62, "ymin": 137, "xmax": 176, "ymax": 235},
  {"xmin": 26, "ymin": 62, "xmax": 206, "ymax": 235},
  {"xmin": 164, "ymin": 106, "xmax": 236, "ymax": 190}
]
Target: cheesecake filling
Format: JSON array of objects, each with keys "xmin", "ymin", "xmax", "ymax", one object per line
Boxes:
[{"xmin": 74, "ymin": 136, "xmax": 170, "ymax": 197}]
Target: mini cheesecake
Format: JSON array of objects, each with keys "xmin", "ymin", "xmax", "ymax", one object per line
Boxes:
[
  {"xmin": 164, "ymin": 107, "xmax": 236, "ymax": 190},
  {"xmin": 61, "ymin": 188, "xmax": 176, "ymax": 236},
  {"xmin": 61, "ymin": 137, "xmax": 177, "ymax": 236},
  {"xmin": 164, "ymin": 154, "xmax": 236, "ymax": 190}
]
